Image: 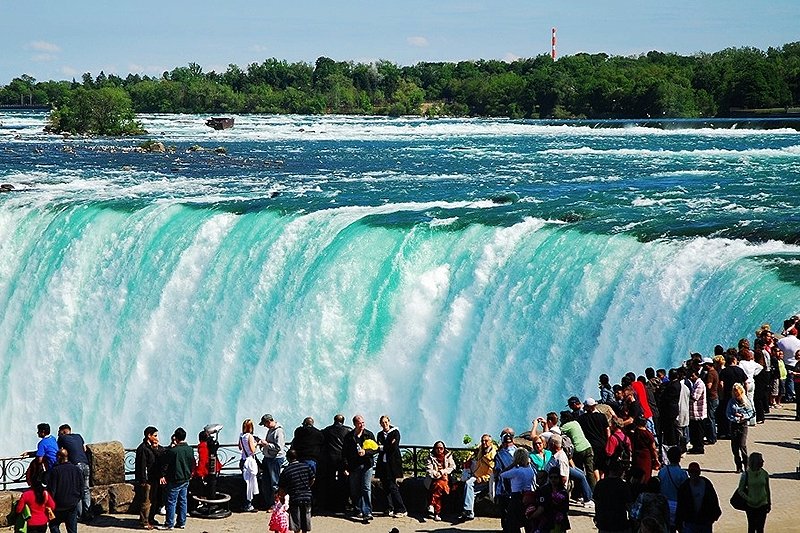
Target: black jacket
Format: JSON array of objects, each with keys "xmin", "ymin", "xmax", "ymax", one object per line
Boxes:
[
  {"xmin": 47, "ymin": 462, "xmax": 83, "ymax": 510},
  {"xmin": 343, "ymin": 429, "xmax": 377, "ymax": 470},
  {"xmin": 376, "ymin": 426, "xmax": 403, "ymax": 479},
  {"xmin": 291, "ymin": 425, "xmax": 325, "ymax": 462},
  {"xmin": 135, "ymin": 439, "xmax": 163, "ymax": 484},
  {"xmin": 675, "ymin": 476, "xmax": 722, "ymax": 527}
]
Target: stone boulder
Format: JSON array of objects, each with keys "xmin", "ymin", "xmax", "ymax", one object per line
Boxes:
[
  {"xmin": 109, "ymin": 483, "xmax": 136, "ymax": 513},
  {"xmin": 88, "ymin": 441, "xmax": 125, "ymax": 486},
  {"xmin": 0, "ymin": 491, "xmax": 15, "ymax": 527},
  {"xmin": 89, "ymin": 485, "xmax": 110, "ymax": 514}
]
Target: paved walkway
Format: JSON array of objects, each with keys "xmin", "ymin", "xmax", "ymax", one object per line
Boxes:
[{"xmin": 39, "ymin": 406, "xmax": 798, "ymax": 532}]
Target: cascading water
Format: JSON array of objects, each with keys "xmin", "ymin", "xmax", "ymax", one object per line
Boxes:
[{"xmin": 1, "ymin": 112, "xmax": 799, "ymax": 454}]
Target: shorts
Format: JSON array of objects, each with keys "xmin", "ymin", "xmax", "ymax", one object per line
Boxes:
[{"xmin": 289, "ymin": 502, "xmax": 312, "ymax": 532}]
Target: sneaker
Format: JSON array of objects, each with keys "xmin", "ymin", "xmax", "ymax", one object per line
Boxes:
[
  {"xmin": 583, "ymin": 500, "xmax": 595, "ymax": 510},
  {"xmin": 460, "ymin": 511, "xmax": 475, "ymax": 521},
  {"xmin": 433, "ymin": 514, "xmax": 441, "ymax": 522},
  {"xmin": 427, "ymin": 505, "xmax": 435, "ymax": 515},
  {"xmin": 158, "ymin": 507, "xmax": 166, "ymax": 516},
  {"xmin": 365, "ymin": 514, "xmax": 374, "ymax": 521},
  {"xmin": 156, "ymin": 527, "xmax": 172, "ymax": 531},
  {"xmin": 394, "ymin": 511, "xmax": 407, "ymax": 518}
]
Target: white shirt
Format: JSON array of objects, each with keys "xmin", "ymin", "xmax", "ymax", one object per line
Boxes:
[{"xmin": 777, "ymin": 335, "xmax": 800, "ymax": 367}]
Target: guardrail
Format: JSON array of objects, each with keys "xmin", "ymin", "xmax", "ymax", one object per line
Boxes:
[{"xmin": 1, "ymin": 443, "xmax": 473, "ymax": 491}]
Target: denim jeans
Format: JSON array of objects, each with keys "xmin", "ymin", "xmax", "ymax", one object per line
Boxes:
[
  {"xmin": 48, "ymin": 505, "xmax": 78, "ymax": 533},
  {"xmin": 463, "ymin": 476, "xmax": 489, "ymax": 512},
  {"xmin": 705, "ymin": 398, "xmax": 719, "ymax": 443},
  {"xmin": 569, "ymin": 466, "xmax": 593, "ymax": 501},
  {"xmin": 261, "ymin": 456, "xmax": 284, "ymax": 506},
  {"xmin": 76, "ymin": 462, "xmax": 91, "ymax": 519},
  {"xmin": 348, "ymin": 464, "xmax": 373, "ymax": 517},
  {"xmin": 165, "ymin": 480, "xmax": 189, "ymax": 528}
]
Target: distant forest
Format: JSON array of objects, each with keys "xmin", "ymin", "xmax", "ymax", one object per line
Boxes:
[{"xmin": 2, "ymin": 43, "xmax": 799, "ymax": 119}]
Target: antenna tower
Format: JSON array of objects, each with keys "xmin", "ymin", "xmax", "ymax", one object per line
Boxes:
[{"xmin": 551, "ymin": 27, "xmax": 557, "ymax": 60}]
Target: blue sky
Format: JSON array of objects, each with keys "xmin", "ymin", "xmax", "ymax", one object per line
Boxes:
[{"xmin": 0, "ymin": 0, "xmax": 797, "ymax": 85}]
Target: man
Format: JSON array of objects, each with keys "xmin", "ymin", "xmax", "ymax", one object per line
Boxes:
[
  {"xmin": 702, "ymin": 357, "xmax": 719, "ymax": 445},
  {"xmin": 459, "ymin": 433, "xmax": 496, "ymax": 521},
  {"xmin": 675, "ymin": 462, "xmax": 721, "ymax": 533},
  {"xmin": 135, "ymin": 426, "xmax": 164, "ymax": 529},
  {"xmin": 159, "ymin": 427, "xmax": 193, "ymax": 530},
  {"xmin": 687, "ymin": 367, "xmax": 707, "ymax": 454},
  {"xmin": 658, "ymin": 369, "xmax": 681, "ymax": 447},
  {"xmin": 567, "ymin": 396, "xmax": 583, "ymax": 418},
  {"xmin": 777, "ymin": 319, "xmax": 800, "ymax": 401},
  {"xmin": 677, "ymin": 368, "xmax": 691, "ymax": 451},
  {"xmin": 592, "ymin": 460, "xmax": 633, "ymax": 533},
  {"xmin": 259, "ymin": 414, "xmax": 286, "ymax": 508},
  {"xmin": 560, "ymin": 411, "xmax": 595, "ymax": 489},
  {"xmin": 57, "ymin": 424, "xmax": 92, "ymax": 521},
  {"xmin": 290, "ymin": 417, "xmax": 324, "ymax": 473},
  {"xmin": 278, "ymin": 449, "xmax": 315, "ymax": 533},
  {"xmin": 47, "ymin": 448, "xmax": 84, "ymax": 533},
  {"xmin": 23, "ymin": 423, "xmax": 58, "ymax": 471},
  {"xmin": 578, "ymin": 398, "xmax": 610, "ymax": 480},
  {"xmin": 342, "ymin": 415, "xmax": 377, "ymax": 523},
  {"xmin": 493, "ymin": 429, "xmax": 516, "ymax": 533},
  {"xmin": 531, "ymin": 412, "xmax": 561, "ymax": 444},
  {"xmin": 318, "ymin": 414, "xmax": 351, "ymax": 514}
]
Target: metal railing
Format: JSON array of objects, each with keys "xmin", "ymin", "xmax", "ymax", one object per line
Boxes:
[{"xmin": 0, "ymin": 443, "xmax": 473, "ymax": 490}]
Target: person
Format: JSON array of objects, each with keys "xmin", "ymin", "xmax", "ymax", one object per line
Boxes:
[
  {"xmin": 15, "ymin": 477, "xmax": 55, "ymax": 533},
  {"xmin": 524, "ymin": 466, "xmax": 571, "ymax": 533},
  {"xmin": 238, "ymin": 419, "xmax": 259, "ymax": 512},
  {"xmin": 191, "ymin": 429, "xmax": 222, "ymax": 500},
  {"xmin": 631, "ymin": 416, "xmax": 659, "ymax": 483},
  {"xmin": 578, "ymin": 398, "xmax": 610, "ymax": 481},
  {"xmin": 22, "ymin": 423, "xmax": 58, "ymax": 475},
  {"xmin": 499, "ymin": 448, "xmax": 535, "ymax": 532},
  {"xmin": 494, "ymin": 429, "xmax": 517, "ymax": 533},
  {"xmin": 738, "ymin": 347, "xmax": 763, "ymax": 423},
  {"xmin": 290, "ymin": 417, "xmax": 324, "ymax": 472},
  {"xmin": 738, "ymin": 452, "xmax": 771, "ymax": 533},
  {"xmin": 56, "ymin": 424, "xmax": 92, "ymax": 522},
  {"xmin": 318, "ymin": 414, "xmax": 351, "ymax": 513},
  {"xmin": 375, "ymin": 415, "xmax": 406, "ymax": 518},
  {"xmin": 657, "ymin": 446, "xmax": 687, "ymax": 530},
  {"xmin": 675, "ymin": 462, "xmax": 721, "ymax": 533},
  {"xmin": 343, "ymin": 414, "xmax": 377, "ymax": 523},
  {"xmin": 605, "ymin": 417, "xmax": 631, "ymax": 474},
  {"xmin": 687, "ymin": 367, "xmax": 707, "ymax": 454},
  {"xmin": 460, "ymin": 433, "xmax": 496, "ymax": 521},
  {"xmin": 134, "ymin": 426, "xmax": 163, "ymax": 530},
  {"xmin": 424, "ymin": 440, "xmax": 455, "ymax": 522},
  {"xmin": 592, "ymin": 460, "xmax": 633, "ymax": 533},
  {"xmin": 47, "ymin": 448, "xmax": 83, "ymax": 533},
  {"xmin": 567, "ymin": 396, "xmax": 584, "ymax": 418},
  {"xmin": 529, "ymin": 435, "xmax": 552, "ymax": 486},
  {"xmin": 559, "ymin": 411, "xmax": 595, "ymax": 488},
  {"xmin": 702, "ymin": 357, "xmax": 719, "ymax": 445},
  {"xmin": 727, "ymin": 382, "xmax": 755, "ymax": 473},
  {"xmin": 160, "ymin": 427, "xmax": 193, "ymax": 530},
  {"xmin": 657, "ymin": 369, "xmax": 681, "ymax": 448},
  {"xmin": 259, "ymin": 414, "xmax": 286, "ymax": 509},
  {"xmin": 718, "ymin": 353, "xmax": 747, "ymax": 438},
  {"xmin": 278, "ymin": 449, "xmax": 315, "ymax": 533},
  {"xmin": 598, "ymin": 374, "xmax": 614, "ymax": 405},
  {"xmin": 631, "ymin": 477, "xmax": 669, "ymax": 533}
]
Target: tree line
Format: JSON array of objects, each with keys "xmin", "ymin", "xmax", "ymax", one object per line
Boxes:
[{"xmin": 2, "ymin": 43, "xmax": 799, "ymax": 127}]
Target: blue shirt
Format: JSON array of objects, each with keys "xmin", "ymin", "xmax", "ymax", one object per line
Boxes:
[
  {"xmin": 658, "ymin": 465, "xmax": 688, "ymax": 501},
  {"xmin": 500, "ymin": 465, "xmax": 535, "ymax": 493},
  {"xmin": 57, "ymin": 433, "xmax": 89, "ymax": 465},
  {"xmin": 37, "ymin": 435, "xmax": 58, "ymax": 469}
]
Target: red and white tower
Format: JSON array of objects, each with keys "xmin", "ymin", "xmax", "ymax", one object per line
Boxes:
[{"xmin": 551, "ymin": 27, "xmax": 557, "ymax": 60}]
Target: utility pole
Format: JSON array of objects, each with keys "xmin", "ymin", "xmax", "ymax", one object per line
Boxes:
[{"xmin": 551, "ymin": 27, "xmax": 557, "ymax": 60}]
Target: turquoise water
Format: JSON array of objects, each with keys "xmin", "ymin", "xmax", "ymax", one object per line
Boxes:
[{"xmin": 1, "ymin": 112, "xmax": 800, "ymax": 453}]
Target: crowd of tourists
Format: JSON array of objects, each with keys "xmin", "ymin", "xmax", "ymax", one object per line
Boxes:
[{"xmin": 18, "ymin": 317, "xmax": 798, "ymax": 533}]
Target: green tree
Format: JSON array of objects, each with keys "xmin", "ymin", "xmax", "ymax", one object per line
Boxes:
[{"xmin": 48, "ymin": 87, "xmax": 144, "ymax": 135}]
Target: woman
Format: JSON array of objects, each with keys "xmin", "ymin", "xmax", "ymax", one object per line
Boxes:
[
  {"xmin": 726, "ymin": 383, "xmax": 755, "ymax": 473},
  {"xmin": 525, "ymin": 466, "xmax": 570, "ymax": 533},
  {"xmin": 737, "ymin": 452, "xmax": 771, "ymax": 533},
  {"xmin": 238, "ymin": 418, "xmax": 259, "ymax": 512},
  {"xmin": 15, "ymin": 479, "xmax": 55, "ymax": 533},
  {"xmin": 752, "ymin": 344, "xmax": 771, "ymax": 423},
  {"xmin": 631, "ymin": 416, "xmax": 660, "ymax": 483},
  {"xmin": 530, "ymin": 435, "xmax": 553, "ymax": 486},
  {"xmin": 192, "ymin": 429, "xmax": 222, "ymax": 501},
  {"xmin": 425, "ymin": 440, "xmax": 455, "ymax": 522},
  {"xmin": 500, "ymin": 448, "xmax": 536, "ymax": 531},
  {"xmin": 375, "ymin": 415, "xmax": 407, "ymax": 518}
]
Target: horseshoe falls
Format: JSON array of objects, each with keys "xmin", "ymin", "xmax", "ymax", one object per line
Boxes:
[{"xmin": 2, "ymin": 112, "xmax": 800, "ymax": 453}]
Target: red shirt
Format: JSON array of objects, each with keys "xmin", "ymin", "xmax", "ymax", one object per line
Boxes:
[
  {"xmin": 631, "ymin": 381, "xmax": 653, "ymax": 419},
  {"xmin": 16, "ymin": 489, "xmax": 56, "ymax": 526}
]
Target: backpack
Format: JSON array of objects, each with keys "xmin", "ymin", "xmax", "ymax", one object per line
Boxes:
[
  {"xmin": 609, "ymin": 432, "xmax": 632, "ymax": 466},
  {"xmin": 561, "ymin": 434, "xmax": 575, "ymax": 459}
]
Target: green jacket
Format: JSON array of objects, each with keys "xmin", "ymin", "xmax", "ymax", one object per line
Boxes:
[{"xmin": 166, "ymin": 442, "xmax": 194, "ymax": 484}]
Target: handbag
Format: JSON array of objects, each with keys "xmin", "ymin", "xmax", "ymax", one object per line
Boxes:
[
  {"xmin": 730, "ymin": 472, "xmax": 749, "ymax": 511},
  {"xmin": 45, "ymin": 507, "xmax": 56, "ymax": 521}
]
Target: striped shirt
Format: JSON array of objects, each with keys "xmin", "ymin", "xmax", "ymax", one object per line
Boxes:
[{"xmin": 278, "ymin": 460, "xmax": 314, "ymax": 504}]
